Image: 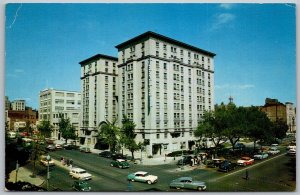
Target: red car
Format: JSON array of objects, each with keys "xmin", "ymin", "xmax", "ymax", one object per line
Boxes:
[{"xmin": 237, "ymin": 156, "xmax": 254, "ymax": 166}]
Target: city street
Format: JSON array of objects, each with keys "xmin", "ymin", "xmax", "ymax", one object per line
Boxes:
[{"xmin": 36, "ymin": 149, "xmax": 295, "ymax": 192}]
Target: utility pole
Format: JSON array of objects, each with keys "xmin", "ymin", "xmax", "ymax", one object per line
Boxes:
[{"xmin": 15, "ymin": 160, "xmax": 19, "ymax": 183}]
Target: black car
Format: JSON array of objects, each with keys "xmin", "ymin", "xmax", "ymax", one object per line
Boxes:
[
  {"xmin": 99, "ymin": 151, "xmax": 114, "ymax": 158},
  {"xmin": 218, "ymin": 160, "xmax": 237, "ymax": 172},
  {"xmin": 112, "ymin": 153, "xmax": 126, "ymax": 160},
  {"xmin": 64, "ymin": 144, "xmax": 79, "ymax": 150},
  {"xmin": 177, "ymin": 155, "xmax": 193, "ymax": 166}
]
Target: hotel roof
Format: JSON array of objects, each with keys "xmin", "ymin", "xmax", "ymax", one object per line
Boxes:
[{"xmin": 115, "ymin": 31, "xmax": 216, "ymax": 57}]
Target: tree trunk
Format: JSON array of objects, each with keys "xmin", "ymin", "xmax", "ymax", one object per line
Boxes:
[{"xmin": 131, "ymin": 150, "xmax": 134, "ymax": 160}]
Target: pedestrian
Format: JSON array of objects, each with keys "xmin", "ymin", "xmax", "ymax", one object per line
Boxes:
[
  {"xmin": 127, "ymin": 180, "xmax": 133, "ymax": 191},
  {"xmin": 245, "ymin": 169, "xmax": 249, "ymax": 180},
  {"xmin": 70, "ymin": 159, "xmax": 73, "ymax": 165}
]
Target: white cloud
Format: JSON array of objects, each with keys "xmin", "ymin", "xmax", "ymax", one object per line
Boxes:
[
  {"xmin": 220, "ymin": 4, "xmax": 234, "ymax": 10},
  {"xmin": 210, "ymin": 13, "xmax": 235, "ymax": 31},
  {"xmin": 215, "ymin": 84, "xmax": 255, "ymax": 90}
]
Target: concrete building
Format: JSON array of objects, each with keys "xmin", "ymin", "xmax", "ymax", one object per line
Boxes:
[
  {"xmin": 115, "ymin": 31, "xmax": 215, "ymax": 156},
  {"xmin": 285, "ymin": 102, "xmax": 296, "ymax": 133},
  {"xmin": 79, "ymin": 54, "xmax": 118, "ymax": 147},
  {"xmin": 39, "ymin": 88, "xmax": 81, "ymax": 140},
  {"xmin": 11, "ymin": 100, "xmax": 25, "ymax": 111}
]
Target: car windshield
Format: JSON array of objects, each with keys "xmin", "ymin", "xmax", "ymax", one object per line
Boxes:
[{"xmin": 79, "ymin": 170, "xmax": 87, "ymax": 174}]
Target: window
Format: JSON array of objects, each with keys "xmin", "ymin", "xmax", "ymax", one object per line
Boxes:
[
  {"xmin": 157, "ymin": 134, "xmax": 160, "ymax": 139},
  {"xmin": 163, "ymin": 63, "xmax": 167, "ymax": 70}
]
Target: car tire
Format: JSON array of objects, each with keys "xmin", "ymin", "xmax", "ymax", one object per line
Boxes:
[
  {"xmin": 197, "ymin": 186, "xmax": 203, "ymax": 191},
  {"xmin": 147, "ymin": 180, "xmax": 152, "ymax": 184},
  {"xmin": 176, "ymin": 187, "xmax": 180, "ymax": 190},
  {"xmin": 119, "ymin": 165, "xmax": 122, "ymax": 169},
  {"xmin": 131, "ymin": 179, "xmax": 135, "ymax": 182},
  {"xmin": 110, "ymin": 164, "xmax": 114, "ymax": 167}
]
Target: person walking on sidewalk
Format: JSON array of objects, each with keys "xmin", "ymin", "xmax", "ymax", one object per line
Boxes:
[{"xmin": 245, "ymin": 169, "xmax": 249, "ymax": 180}]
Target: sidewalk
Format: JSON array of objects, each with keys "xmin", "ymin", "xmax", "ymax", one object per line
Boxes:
[{"xmin": 8, "ymin": 166, "xmax": 45, "ymax": 186}]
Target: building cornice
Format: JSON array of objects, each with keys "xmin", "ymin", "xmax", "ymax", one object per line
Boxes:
[
  {"xmin": 80, "ymin": 71, "xmax": 118, "ymax": 80},
  {"xmin": 117, "ymin": 55, "xmax": 214, "ymax": 73},
  {"xmin": 79, "ymin": 54, "xmax": 118, "ymax": 66},
  {"xmin": 115, "ymin": 31, "xmax": 216, "ymax": 57}
]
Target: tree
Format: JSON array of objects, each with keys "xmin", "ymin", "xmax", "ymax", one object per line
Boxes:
[
  {"xmin": 214, "ymin": 103, "xmax": 246, "ymax": 150},
  {"xmin": 98, "ymin": 119, "xmax": 120, "ymax": 152},
  {"xmin": 58, "ymin": 115, "xmax": 77, "ymax": 144},
  {"xmin": 37, "ymin": 120, "xmax": 53, "ymax": 138},
  {"xmin": 244, "ymin": 106, "xmax": 272, "ymax": 150},
  {"xmin": 271, "ymin": 118, "xmax": 289, "ymax": 141},
  {"xmin": 121, "ymin": 115, "xmax": 140, "ymax": 159}
]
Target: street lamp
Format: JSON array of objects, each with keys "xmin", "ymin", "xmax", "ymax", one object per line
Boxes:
[
  {"xmin": 181, "ymin": 143, "xmax": 184, "ymax": 170},
  {"xmin": 46, "ymin": 154, "xmax": 51, "ymax": 191},
  {"xmin": 140, "ymin": 146, "xmax": 144, "ymax": 165}
]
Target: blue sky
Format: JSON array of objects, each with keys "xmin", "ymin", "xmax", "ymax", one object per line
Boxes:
[{"xmin": 5, "ymin": 3, "xmax": 296, "ymax": 109}]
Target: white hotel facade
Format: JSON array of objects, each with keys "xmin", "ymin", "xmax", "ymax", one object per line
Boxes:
[
  {"xmin": 80, "ymin": 31, "xmax": 215, "ymax": 156},
  {"xmin": 39, "ymin": 88, "xmax": 81, "ymax": 140}
]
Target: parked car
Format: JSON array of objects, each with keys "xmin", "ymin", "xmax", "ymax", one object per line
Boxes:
[
  {"xmin": 40, "ymin": 155, "xmax": 55, "ymax": 166},
  {"xmin": 218, "ymin": 160, "xmax": 237, "ymax": 172},
  {"xmin": 267, "ymin": 147, "xmax": 280, "ymax": 155},
  {"xmin": 99, "ymin": 151, "xmax": 114, "ymax": 158},
  {"xmin": 127, "ymin": 171, "xmax": 158, "ymax": 184},
  {"xmin": 69, "ymin": 168, "xmax": 92, "ymax": 180},
  {"xmin": 55, "ymin": 144, "xmax": 63, "ymax": 150},
  {"xmin": 7, "ymin": 131, "xmax": 16, "ymax": 139},
  {"xmin": 177, "ymin": 155, "xmax": 193, "ymax": 166},
  {"xmin": 286, "ymin": 144, "xmax": 296, "ymax": 150},
  {"xmin": 110, "ymin": 159, "xmax": 130, "ymax": 169},
  {"xmin": 206, "ymin": 159, "xmax": 224, "ymax": 168},
  {"xmin": 46, "ymin": 144, "xmax": 56, "ymax": 151},
  {"xmin": 64, "ymin": 144, "xmax": 79, "ymax": 150},
  {"xmin": 253, "ymin": 152, "xmax": 269, "ymax": 160},
  {"xmin": 234, "ymin": 142, "xmax": 246, "ymax": 150},
  {"xmin": 237, "ymin": 156, "xmax": 254, "ymax": 166},
  {"xmin": 169, "ymin": 177, "xmax": 206, "ymax": 191},
  {"xmin": 112, "ymin": 153, "xmax": 126, "ymax": 160},
  {"xmin": 72, "ymin": 181, "xmax": 91, "ymax": 191},
  {"xmin": 287, "ymin": 148, "xmax": 296, "ymax": 156},
  {"xmin": 79, "ymin": 146, "xmax": 91, "ymax": 153}
]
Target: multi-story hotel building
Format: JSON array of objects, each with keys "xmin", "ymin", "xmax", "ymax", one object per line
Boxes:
[
  {"xmin": 79, "ymin": 54, "xmax": 118, "ymax": 147},
  {"xmin": 39, "ymin": 88, "xmax": 81, "ymax": 140},
  {"xmin": 115, "ymin": 31, "xmax": 216, "ymax": 155},
  {"xmin": 79, "ymin": 32, "xmax": 215, "ymax": 155}
]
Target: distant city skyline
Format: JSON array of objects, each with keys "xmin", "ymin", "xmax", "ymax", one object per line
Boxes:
[{"xmin": 5, "ymin": 3, "xmax": 296, "ymax": 109}]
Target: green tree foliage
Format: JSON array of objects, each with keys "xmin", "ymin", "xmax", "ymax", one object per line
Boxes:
[
  {"xmin": 195, "ymin": 103, "xmax": 274, "ymax": 151},
  {"xmin": 58, "ymin": 115, "xmax": 77, "ymax": 144},
  {"xmin": 271, "ymin": 118, "xmax": 289, "ymax": 140},
  {"xmin": 37, "ymin": 120, "xmax": 53, "ymax": 138},
  {"xmin": 98, "ymin": 119, "xmax": 120, "ymax": 152},
  {"xmin": 121, "ymin": 115, "xmax": 140, "ymax": 159},
  {"xmin": 244, "ymin": 106, "xmax": 272, "ymax": 150}
]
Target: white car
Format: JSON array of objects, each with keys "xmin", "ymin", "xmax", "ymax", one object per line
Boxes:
[
  {"xmin": 286, "ymin": 145, "xmax": 296, "ymax": 150},
  {"xmin": 267, "ymin": 147, "xmax": 280, "ymax": 155},
  {"xmin": 287, "ymin": 149, "xmax": 296, "ymax": 156},
  {"xmin": 40, "ymin": 155, "xmax": 55, "ymax": 166},
  {"xmin": 127, "ymin": 171, "xmax": 158, "ymax": 184},
  {"xmin": 69, "ymin": 168, "xmax": 92, "ymax": 180}
]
